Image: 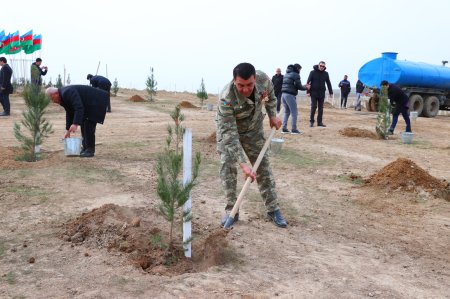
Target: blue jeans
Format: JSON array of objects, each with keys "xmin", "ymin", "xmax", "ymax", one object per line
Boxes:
[
  {"xmin": 0, "ymin": 93, "xmax": 10, "ymax": 114},
  {"xmin": 390, "ymin": 106, "xmax": 411, "ymax": 132},
  {"xmin": 281, "ymin": 93, "xmax": 298, "ymax": 130}
]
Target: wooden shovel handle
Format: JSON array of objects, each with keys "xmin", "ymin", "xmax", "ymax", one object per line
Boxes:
[{"xmin": 228, "ymin": 126, "xmax": 277, "ymax": 218}]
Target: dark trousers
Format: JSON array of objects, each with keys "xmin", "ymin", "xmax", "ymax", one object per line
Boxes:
[
  {"xmin": 340, "ymin": 93, "xmax": 349, "ymax": 108},
  {"xmin": 81, "ymin": 119, "xmax": 97, "ymax": 152},
  {"xmin": 275, "ymin": 92, "xmax": 282, "ymax": 113},
  {"xmin": 0, "ymin": 93, "xmax": 10, "ymax": 114},
  {"xmin": 390, "ymin": 106, "xmax": 411, "ymax": 133},
  {"xmin": 310, "ymin": 95, "xmax": 325, "ymax": 124}
]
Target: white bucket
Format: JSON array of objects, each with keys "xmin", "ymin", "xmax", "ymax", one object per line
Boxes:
[
  {"xmin": 401, "ymin": 132, "xmax": 414, "ymax": 144},
  {"xmin": 64, "ymin": 137, "xmax": 82, "ymax": 156},
  {"xmin": 410, "ymin": 111, "xmax": 418, "ymax": 121},
  {"xmin": 270, "ymin": 138, "xmax": 284, "ymax": 154},
  {"xmin": 207, "ymin": 103, "xmax": 214, "ymax": 111}
]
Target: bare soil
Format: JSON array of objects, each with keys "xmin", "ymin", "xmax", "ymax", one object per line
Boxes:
[{"xmin": 0, "ymin": 91, "xmax": 449, "ymax": 298}]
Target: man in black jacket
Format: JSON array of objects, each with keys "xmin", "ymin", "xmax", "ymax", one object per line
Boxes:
[
  {"xmin": 87, "ymin": 74, "xmax": 112, "ymax": 112},
  {"xmin": 0, "ymin": 57, "xmax": 13, "ymax": 116},
  {"xmin": 354, "ymin": 79, "xmax": 365, "ymax": 111},
  {"xmin": 381, "ymin": 81, "xmax": 411, "ymax": 134},
  {"xmin": 280, "ymin": 64, "xmax": 309, "ymax": 134},
  {"xmin": 271, "ymin": 68, "xmax": 283, "ymax": 113},
  {"xmin": 338, "ymin": 75, "xmax": 351, "ymax": 109},
  {"xmin": 46, "ymin": 85, "xmax": 109, "ymax": 157},
  {"xmin": 307, "ymin": 61, "xmax": 333, "ymax": 127}
]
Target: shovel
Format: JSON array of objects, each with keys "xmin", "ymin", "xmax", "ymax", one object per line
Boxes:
[{"xmin": 222, "ymin": 125, "xmax": 277, "ymax": 229}]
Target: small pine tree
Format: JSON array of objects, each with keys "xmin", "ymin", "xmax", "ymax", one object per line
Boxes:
[
  {"xmin": 156, "ymin": 105, "xmax": 201, "ymax": 249},
  {"xmin": 66, "ymin": 74, "xmax": 71, "ymax": 85},
  {"xmin": 55, "ymin": 74, "xmax": 63, "ymax": 88},
  {"xmin": 196, "ymin": 78, "xmax": 208, "ymax": 107},
  {"xmin": 112, "ymin": 78, "xmax": 119, "ymax": 96},
  {"xmin": 146, "ymin": 67, "xmax": 157, "ymax": 102},
  {"xmin": 14, "ymin": 85, "xmax": 54, "ymax": 161},
  {"xmin": 375, "ymin": 85, "xmax": 391, "ymax": 139}
]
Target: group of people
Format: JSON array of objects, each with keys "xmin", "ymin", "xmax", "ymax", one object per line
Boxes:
[
  {"xmin": 219, "ymin": 62, "xmax": 412, "ymax": 229},
  {"xmin": 271, "ymin": 61, "xmax": 333, "ymax": 135}
]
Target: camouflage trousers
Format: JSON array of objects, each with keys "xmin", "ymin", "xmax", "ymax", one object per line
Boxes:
[{"xmin": 219, "ymin": 126, "xmax": 279, "ymax": 212}]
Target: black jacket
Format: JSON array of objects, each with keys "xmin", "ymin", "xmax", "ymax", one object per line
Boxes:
[
  {"xmin": 338, "ymin": 79, "xmax": 351, "ymax": 96},
  {"xmin": 59, "ymin": 85, "xmax": 109, "ymax": 130},
  {"xmin": 387, "ymin": 84, "xmax": 409, "ymax": 108},
  {"xmin": 307, "ymin": 65, "xmax": 333, "ymax": 98},
  {"xmin": 356, "ymin": 80, "xmax": 365, "ymax": 93},
  {"xmin": 271, "ymin": 74, "xmax": 283, "ymax": 96},
  {"xmin": 281, "ymin": 65, "xmax": 307, "ymax": 96},
  {"xmin": 89, "ymin": 75, "xmax": 112, "ymax": 92},
  {"xmin": 0, "ymin": 63, "xmax": 13, "ymax": 94}
]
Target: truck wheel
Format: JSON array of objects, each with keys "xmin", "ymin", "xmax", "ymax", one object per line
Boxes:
[
  {"xmin": 422, "ymin": 96, "xmax": 440, "ymax": 118},
  {"xmin": 408, "ymin": 94, "xmax": 423, "ymax": 116},
  {"xmin": 368, "ymin": 94, "xmax": 379, "ymax": 111}
]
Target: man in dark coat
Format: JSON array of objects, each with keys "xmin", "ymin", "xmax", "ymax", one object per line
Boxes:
[
  {"xmin": 271, "ymin": 68, "xmax": 283, "ymax": 113},
  {"xmin": 307, "ymin": 61, "xmax": 333, "ymax": 127},
  {"xmin": 338, "ymin": 75, "xmax": 351, "ymax": 109},
  {"xmin": 381, "ymin": 80, "xmax": 411, "ymax": 134},
  {"xmin": 0, "ymin": 57, "xmax": 13, "ymax": 116},
  {"xmin": 46, "ymin": 85, "xmax": 109, "ymax": 157},
  {"xmin": 87, "ymin": 74, "xmax": 112, "ymax": 112}
]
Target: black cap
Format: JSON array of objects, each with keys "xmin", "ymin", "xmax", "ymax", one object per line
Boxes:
[{"xmin": 87, "ymin": 74, "xmax": 93, "ymax": 80}]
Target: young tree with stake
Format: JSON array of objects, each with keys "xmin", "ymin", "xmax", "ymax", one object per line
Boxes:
[
  {"xmin": 196, "ymin": 78, "xmax": 208, "ymax": 107},
  {"xmin": 146, "ymin": 67, "xmax": 157, "ymax": 102}
]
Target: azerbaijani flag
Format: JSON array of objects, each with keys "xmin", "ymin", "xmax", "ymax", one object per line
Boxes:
[
  {"xmin": 24, "ymin": 34, "xmax": 42, "ymax": 54},
  {"xmin": 10, "ymin": 31, "xmax": 20, "ymax": 47},
  {"xmin": 0, "ymin": 33, "xmax": 11, "ymax": 54},
  {"xmin": 20, "ymin": 30, "xmax": 33, "ymax": 49}
]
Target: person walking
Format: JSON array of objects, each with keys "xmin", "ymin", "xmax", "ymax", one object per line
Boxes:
[
  {"xmin": 271, "ymin": 68, "xmax": 283, "ymax": 113},
  {"xmin": 338, "ymin": 75, "xmax": 351, "ymax": 109},
  {"xmin": 307, "ymin": 61, "xmax": 333, "ymax": 127},
  {"xmin": 30, "ymin": 58, "xmax": 48, "ymax": 86},
  {"xmin": 45, "ymin": 85, "xmax": 109, "ymax": 157},
  {"xmin": 0, "ymin": 57, "xmax": 13, "ymax": 116},
  {"xmin": 354, "ymin": 79, "xmax": 365, "ymax": 111},
  {"xmin": 380, "ymin": 80, "xmax": 412, "ymax": 134},
  {"xmin": 216, "ymin": 62, "xmax": 287, "ymax": 228},
  {"xmin": 280, "ymin": 63, "xmax": 309, "ymax": 134},
  {"xmin": 87, "ymin": 74, "xmax": 112, "ymax": 112}
]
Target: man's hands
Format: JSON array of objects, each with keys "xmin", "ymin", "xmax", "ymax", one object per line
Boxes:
[
  {"xmin": 269, "ymin": 116, "xmax": 282, "ymax": 130},
  {"xmin": 239, "ymin": 162, "xmax": 256, "ymax": 182},
  {"xmin": 64, "ymin": 124, "xmax": 79, "ymax": 138}
]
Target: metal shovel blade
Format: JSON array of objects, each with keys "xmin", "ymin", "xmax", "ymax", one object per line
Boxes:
[{"xmin": 223, "ymin": 216, "xmax": 236, "ymax": 229}]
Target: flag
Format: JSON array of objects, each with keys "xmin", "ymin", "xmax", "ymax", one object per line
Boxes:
[
  {"xmin": 0, "ymin": 33, "xmax": 11, "ymax": 54},
  {"xmin": 7, "ymin": 45, "xmax": 22, "ymax": 55},
  {"xmin": 20, "ymin": 30, "xmax": 33, "ymax": 49},
  {"xmin": 10, "ymin": 31, "xmax": 20, "ymax": 47},
  {"xmin": 24, "ymin": 34, "xmax": 42, "ymax": 54}
]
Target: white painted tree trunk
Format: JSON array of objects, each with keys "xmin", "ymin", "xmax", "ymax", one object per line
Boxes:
[{"xmin": 182, "ymin": 128, "xmax": 192, "ymax": 258}]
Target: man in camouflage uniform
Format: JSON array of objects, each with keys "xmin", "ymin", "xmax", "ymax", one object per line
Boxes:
[{"xmin": 215, "ymin": 62, "xmax": 287, "ymax": 228}]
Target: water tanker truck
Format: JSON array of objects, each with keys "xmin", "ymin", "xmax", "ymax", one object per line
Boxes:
[{"xmin": 358, "ymin": 52, "xmax": 450, "ymax": 117}]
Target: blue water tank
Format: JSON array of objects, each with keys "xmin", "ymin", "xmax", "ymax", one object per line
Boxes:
[{"xmin": 358, "ymin": 52, "xmax": 450, "ymax": 89}]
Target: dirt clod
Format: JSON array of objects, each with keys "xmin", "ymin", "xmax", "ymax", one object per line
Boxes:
[
  {"xmin": 129, "ymin": 95, "xmax": 145, "ymax": 102},
  {"xmin": 179, "ymin": 101, "xmax": 198, "ymax": 108}
]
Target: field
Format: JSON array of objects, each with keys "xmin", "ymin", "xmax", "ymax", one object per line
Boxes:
[{"xmin": 0, "ymin": 90, "xmax": 449, "ymax": 298}]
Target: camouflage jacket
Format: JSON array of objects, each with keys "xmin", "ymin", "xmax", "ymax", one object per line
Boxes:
[{"xmin": 216, "ymin": 70, "xmax": 277, "ymax": 163}]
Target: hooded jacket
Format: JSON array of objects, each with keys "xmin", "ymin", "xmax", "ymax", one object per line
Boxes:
[
  {"xmin": 307, "ymin": 65, "xmax": 333, "ymax": 98},
  {"xmin": 281, "ymin": 65, "xmax": 307, "ymax": 96}
]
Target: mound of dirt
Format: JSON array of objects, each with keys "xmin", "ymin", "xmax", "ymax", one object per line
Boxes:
[
  {"xmin": 129, "ymin": 95, "xmax": 145, "ymax": 102},
  {"xmin": 205, "ymin": 131, "xmax": 216, "ymax": 143},
  {"xmin": 365, "ymin": 158, "xmax": 449, "ymax": 197},
  {"xmin": 61, "ymin": 204, "xmax": 230, "ymax": 276},
  {"xmin": 339, "ymin": 127, "xmax": 379, "ymax": 139},
  {"xmin": 180, "ymin": 101, "xmax": 198, "ymax": 108}
]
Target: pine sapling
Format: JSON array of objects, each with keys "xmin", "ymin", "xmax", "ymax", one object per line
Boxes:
[
  {"xmin": 112, "ymin": 78, "xmax": 119, "ymax": 96},
  {"xmin": 146, "ymin": 67, "xmax": 157, "ymax": 102},
  {"xmin": 14, "ymin": 85, "xmax": 53, "ymax": 161},
  {"xmin": 375, "ymin": 85, "xmax": 391, "ymax": 139},
  {"xmin": 156, "ymin": 104, "xmax": 201, "ymax": 250},
  {"xmin": 196, "ymin": 78, "xmax": 208, "ymax": 108}
]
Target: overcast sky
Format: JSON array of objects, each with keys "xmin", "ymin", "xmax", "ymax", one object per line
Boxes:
[{"xmin": 3, "ymin": 0, "xmax": 449, "ymax": 93}]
